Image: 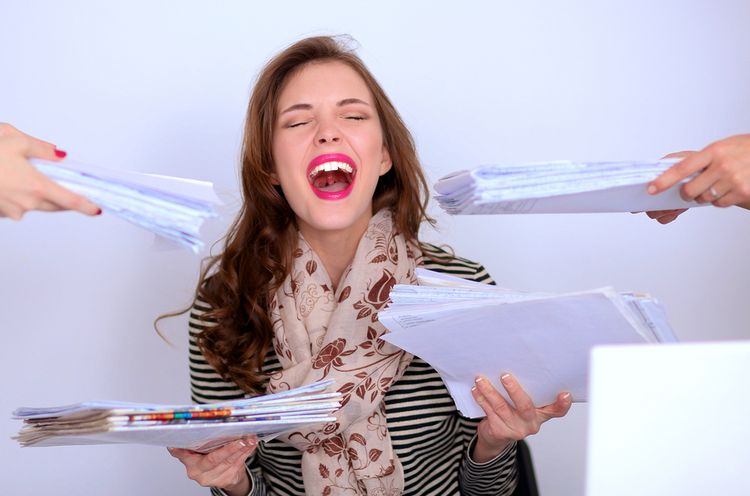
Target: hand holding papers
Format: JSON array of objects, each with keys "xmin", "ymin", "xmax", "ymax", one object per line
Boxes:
[
  {"xmin": 378, "ymin": 269, "xmax": 677, "ymax": 418},
  {"xmin": 13, "ymin": 381, "xmax": 341, "ymax": 452},
  {"xmin": 32, "ymin": 159, "xmax": 221, "ymax": 253},
  {"xmin": 434, "ymin": 159, "xmax": 705, "ymax": 215}
]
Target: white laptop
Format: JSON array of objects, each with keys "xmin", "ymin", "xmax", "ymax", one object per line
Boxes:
[{"xmin": 585, "ymin": 341, "xmax": 750, "ymax": 496}]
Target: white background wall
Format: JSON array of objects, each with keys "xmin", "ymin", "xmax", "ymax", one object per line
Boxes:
[{"xmin": 2, "ymin": 1, "xmax": 749, "ymax": 494}]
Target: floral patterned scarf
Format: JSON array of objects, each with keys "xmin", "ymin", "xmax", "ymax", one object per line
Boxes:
[{"xmin": 268, "ymin": 209, "xmax": 418, "ymax": 495}]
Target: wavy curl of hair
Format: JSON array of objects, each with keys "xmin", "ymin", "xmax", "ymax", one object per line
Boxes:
[{"xmin": 194, "ymin": 36, "xmax": 434, "ymax": 394}]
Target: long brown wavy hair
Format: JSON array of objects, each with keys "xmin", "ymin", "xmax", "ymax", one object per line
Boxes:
[{"xmin": 195, "ymin": 35, "xmax": 434, "ymax": 394}]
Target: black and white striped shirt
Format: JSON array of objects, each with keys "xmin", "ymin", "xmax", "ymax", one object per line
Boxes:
[{"xmin": 189, "ymin": 243, "xmax": 517, "ymax": 495}]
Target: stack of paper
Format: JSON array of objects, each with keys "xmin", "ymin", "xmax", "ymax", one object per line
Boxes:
[
  {"xmin": 33, "ymin": 159, "xmax": 221, "ymax": 253},
  {"xmin": 13, "ymin": 381, "xmax": 340, "ymax": 452},
  {"xmin": 434, "ymin": 159, "xmax": 702, "ymax": 214},
  {"xmin": 379, "ymin": 269, "xmax": 677, "ymax": 418}
]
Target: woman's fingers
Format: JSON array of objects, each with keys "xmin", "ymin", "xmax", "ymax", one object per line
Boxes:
[
  {"xmin": 644, "ymin": 208, "xmax": 687, "ymax": 224},
  {"xmin": 693, "ymin": 179, "xmax": 728, "ymax": 204},
  {"xmin": 658, "ymin": 209, "xmax": 686, "ymax": 224},
  {"xmin": 37, "ymin": 174, "xmax": 100, "ymax": 215},
  {"xmin": 656, "ymin": 212, "xmax": 680, "ymax": 224},
  {"xmin": 537, "ymin": 392, "xmax": 573, "ymax": 421},
  {"xmin": 167, "ymin": 446, "xmax": 201, "ymax": 463},
  {"xmin": 661, "ymin": 151, "xmax": 694, "ymax": 160},
  {"xmin": 680, "ymin": 167, "xmax": 722, "ymax": 202},
  {"xmin": 645, "ymin": 209, "xmax": 680, "ymax": 219},
  {"xmin": 715, "ymin": 190, "xmax": 746, "ymax": 208},
  {"xmin": 472, "ymin": 376, "xmax": 516, "ymax": 424},
  {"xmin": 204, "ymin": 439, "xmax": 255, "ymax": 469},
  {"xmin": 199, "ymin": 442, "xmax": 255, "ymax": 484},
  {"xmin": 169, "ymin": 439, "xmax": 256, "ymax": 488},
  {"xmin": 648, "ymin": 150, "xmax": 707, "ymax": 195},
  {"xmin": 499, "ymin": 373, "xmax": 536, "ymax": 422},
  {"xmin": 21, "ymin": 135, "xmax": 60, "ymax": 161},
  {"xmin": 0, "ymin": 123, "xmax": 61, "ymax": 161}
]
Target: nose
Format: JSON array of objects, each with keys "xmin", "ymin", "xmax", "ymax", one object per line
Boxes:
[
  {"xmin": 316, "ymin": 120, "xmax": 341, "ymax": 145},
  {"xmin": 317, "ymin": 133, "xmax": 340, "ymax": 145}
]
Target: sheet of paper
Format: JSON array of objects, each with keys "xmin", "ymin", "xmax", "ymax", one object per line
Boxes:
[
  {"xmin": 21, "ymin": 416, "xmax": 337, "ymax": 452},
  {"xmin": 381, "ymin": 291, "xmax": 652, "ymax": 417},
  {"xmin": 13, "ymin": 381, "xmax": 340, "ymax": 451},
  {"xmin": 434, "ymin": 159, "xmax": 706, "ymax": 215},
  {"xmin": 31, "ymin": 159, "xmax": 221, "ymax": 253},
  {"xmin": 379, "ymin": 271, "xmax": 677, "ymax": 418}
]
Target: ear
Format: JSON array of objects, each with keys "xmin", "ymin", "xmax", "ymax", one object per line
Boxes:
[
  {"xmin": 269, "ymin": 169, "xmax": 281, "ymax": 185},
  {"xmin": 379, "ymin": 145, "xmax": 392, "ymax": 176}
]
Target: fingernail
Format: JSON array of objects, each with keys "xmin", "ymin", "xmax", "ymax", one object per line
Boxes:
[
  {"xmin": 54, "ymin": 149, "xmax": 67, "ymax": 158},
  {"xmin": 501, "ymin": 373, "xmax": 512, "ymax": 384},
  {"xmin": 96, "ymin": 208, "xmax": 102, "ymax": 216},
  {"xmin": 471, "ymin": 385, "xmax": 477, "ymax": 393},
  {"xmin": 562, "ymin": 392, "xmax": 572, "ymax": 401},
  {"xmin": 238, "ymin": 440, "xmax": 247, "ymax": 447},
  {"xmin": 474, "ymin": 376, "xmax": 484, "ymax": 384},
  {"xmin": 647, "ymin": 184, "xmax": 656, "ymax": 195}
]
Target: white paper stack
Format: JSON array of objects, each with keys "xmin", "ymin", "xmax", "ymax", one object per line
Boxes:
[
  {"xmin": 13, "ymin": 381, "xmax": 340, "ymax": 452},
  {"xmin": 378, "ymin": 269, "xmax": 677, "ymax": 418},
  {"xmin": 33, "ymin": 159, "xmax": 221, "ymax": 253},
  {"xmin": 434, "ymin": 159, "xmax": 703, "ymax": 215}
]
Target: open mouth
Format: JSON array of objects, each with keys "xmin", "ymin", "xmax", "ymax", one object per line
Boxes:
[{"xmin": 307, "ymin": 154, "xmax": 357, "ymax": 200}]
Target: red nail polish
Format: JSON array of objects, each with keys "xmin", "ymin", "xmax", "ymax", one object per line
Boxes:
[
  {"xmin": 54, "ymin": 149, "xmax": 67, "ymax": 158},
  {"xmin": 96, "ymin": 208, "xmax": 102, "ymax": 215}
]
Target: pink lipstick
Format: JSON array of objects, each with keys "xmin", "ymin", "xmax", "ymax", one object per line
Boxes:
[{"xmin": 307, "ymin": 153, "xmax": 357, "ymax": 200}]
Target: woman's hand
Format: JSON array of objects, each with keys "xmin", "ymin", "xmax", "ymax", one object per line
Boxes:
[
  {"xmin": 168, "ymin": 436, "xmax": 257, "ymax": 496},
  {"xmin": 0, "ymin": 123, "xmax": 99, "ymax": 220},
  {"xmin": 470, "ymin": 374, "xmax": 571, "ymax": 463},
  {"xmin": 643, "ymin": 208, "xmax": 689, "ymax": 225},
  {"xmin": 640, "ymin": 151, "xmax": 693, "ymax": 224},
  {"xmin": 648, "ymin": 135, "xmax": 750, "ymax": 211}
]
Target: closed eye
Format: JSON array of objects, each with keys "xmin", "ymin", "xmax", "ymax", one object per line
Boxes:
[
  {"xmin": 345, "ymin": 116, "xmax": 367, "ymax": 121},
  {"xmin": 288, "ymin": 121, "xmax": 310, "ymax": 128}
]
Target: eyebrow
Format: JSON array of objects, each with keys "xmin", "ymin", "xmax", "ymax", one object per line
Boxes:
[{"xmin": 280, "ymin": 98, "xmax": 371, "ymax": 115}]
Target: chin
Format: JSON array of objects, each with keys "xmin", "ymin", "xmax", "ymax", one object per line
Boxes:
[
  {"xmin": 307, "ymin": 215, "xmax": 361, "ymax": 233},
  {"xmin": 300, "ymin": 206, "xmax": 372, "ymax": 236}
]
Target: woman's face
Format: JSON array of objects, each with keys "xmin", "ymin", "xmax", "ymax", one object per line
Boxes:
[{"xmin": 272, "ymin": 60, "xmax": 392, "ymax": 241}]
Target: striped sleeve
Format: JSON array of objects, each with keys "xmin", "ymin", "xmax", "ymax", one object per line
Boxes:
[
  {"xmin": 420, "ymin": 243, "xmax": 495, "ymax": 285},
  {"xmin": 459, "ymin": 432, "xmax": 518, "ymax": 495},
  {"xmin": 189, "ymin": 300, "xmax": 268, "ymax": 496},
  {"xmin": 188, "ymin": 300, "xmax": 245, "ymax": 404}
]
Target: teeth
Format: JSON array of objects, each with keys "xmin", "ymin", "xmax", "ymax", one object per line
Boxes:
[{"xmin": 309, "ymin": 161, "xmax": 354, "ymax": 179}]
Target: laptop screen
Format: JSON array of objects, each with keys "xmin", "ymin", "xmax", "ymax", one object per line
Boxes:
[{"xmin": 585, "ymin": 341, "xmax": 750, "ymax": 496}]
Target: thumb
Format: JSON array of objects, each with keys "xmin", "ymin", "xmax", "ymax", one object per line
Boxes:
[{"xmin": 538, "ymin": 392, "xmax": 572, "ymax": 420}]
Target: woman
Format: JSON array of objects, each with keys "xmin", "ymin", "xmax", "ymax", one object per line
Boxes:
[
  {"xmin": 0, "ymin": 123, "xmax": 99, "ymax": 219},
  {"xmin": 168, "ymin": 36, "xmax": 571, "ymax": 496}
]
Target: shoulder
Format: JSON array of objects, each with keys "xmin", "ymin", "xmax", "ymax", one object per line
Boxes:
[
  {"xmin": 188, "ymin": 297, "xmax": 217, "ymax": 339},
  {"xmin": 189, "ymin": 275, "xmax": 220, "ymax": 329},
  {"xmin": 419, "ymin": 242, "xmax": 495, "ymax": 285}
]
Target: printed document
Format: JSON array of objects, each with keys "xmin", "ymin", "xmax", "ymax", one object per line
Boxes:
[{"xmin": 379, "ymin": 270, "xmax": 677, "ymax": 418}]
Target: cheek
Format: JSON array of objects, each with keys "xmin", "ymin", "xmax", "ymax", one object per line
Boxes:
[
  {"xmin": 272, "ymin": 138, "xmax": 298, "ymax": 179},
  {"xmin": 350, "ymin": 128, "xmax": 386, "ymax": 161}
]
